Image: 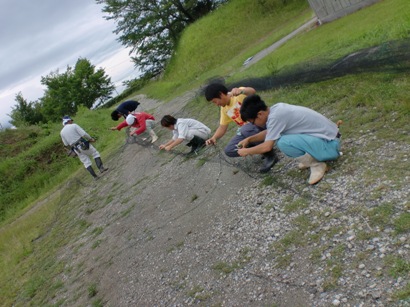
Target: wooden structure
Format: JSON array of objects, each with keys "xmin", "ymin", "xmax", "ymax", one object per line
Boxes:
[{"xmin": 307, "ymin": 0, "xmax": 381, "ymax": 23}]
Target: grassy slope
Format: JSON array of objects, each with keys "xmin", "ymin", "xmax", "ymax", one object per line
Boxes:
[{"xmin": 0, "ymin": 0, "xmax": 409, "ymax": 305}]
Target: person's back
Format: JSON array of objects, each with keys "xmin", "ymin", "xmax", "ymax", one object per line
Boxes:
[{"xmin": 61, "ymin": 123, "xmax": 86, "ymax": 146}]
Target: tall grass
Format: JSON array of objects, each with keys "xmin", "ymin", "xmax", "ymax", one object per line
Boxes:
[
  {"xmin": 0, "ymin": 106, "xmax": 124, "ymax": 224},
  {"xmin": 143, "ymin": 0, "xmax": 311, "ymax": 99},
  {"xmin": 231, "ymin": 0, "xmax": 410, "ymax": 81}
]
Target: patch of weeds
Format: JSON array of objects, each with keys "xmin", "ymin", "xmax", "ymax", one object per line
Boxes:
[
  {"xmin": 92, "ymin": 240, "xmax": 102, "ymax": 249},
  {"xmin": 384, "ymin": 255, "xmax": 410, "ymax": 278},
  {"xmin": 265, "ymin": 203, "xmax": 275, "ymax": 211},
  {"xmin": 88, "ymin": 283, "xmax": 98, "ymax": 298},
  {"xmin": 24, "ymin": 275, "xmax": 46, "ymax": 299},
  {"xmin": 328, "ymin": 262, "xmax": 344, "ymax": 280},
  {"xmin": 132, "ymin": 176, "xmax": 147, "ymax": 187},
  {"xmin": 332, "ymin": 244, "xmax": 346, "ymax": 258},
  {"xmin": 275, "ymin": 254, "xmax": 292, "ymax": 269},
  {"xmin": 326, "ymin": 226, "xmax": 343, "ymax": 238},
  {"xmin": 322, "ymin": 277, "xmax": 338, "ymax": 292},
  {"xmin": 85, "ymin": 207, "xmax": 95, "ymax": 215},
  {"xmin": 196, "ymin": 158, "xmax": 207, "ymax": 167},
  {"xmin": 191, "ymin": 194, "xmax": 198, "ymax": 202},
  {"xmin": 367, "ymin": 203, "xmax": 394, "ymax": 229},
  {"xmin": 76, "ymin": 219, "xmax": 91, "ymax": 232},
  {"xmin": 293, "ymin": 215, "xmax": 314, "ymax": 232},
  {"xmin": 120, "ymin": 196, "xmax": 132, "ymax": 204},
  {"xmin": 187, "ymin": 285, "xmax": 204, "ymax": 297},
  {"xmin": 260, "ymin": 175, "xmax": 278, "ymax": 186},
  {"xmin": 356, "ymin": 230, "xmax": 378, "ymax": 241},
  {"xmin": 143, "ymin": 228, "xmax": 154, "ymax": 241},
  {"xmin": 393, "ymin": 213, "xmax": 410, "ymax": 234},
  {"xmin": 310, "ymin": 248, "xmax": 323, "ymax": 264},
  {"xmin": 280, "ymin": 229, "xmax": 305, "ymax": 248},
  {"xmin": 286, "ymin": 168, "xmax": 304, "ymax": 179},
  {"xmin": 92, "ymin": 298, "xmax": 103, "ymax": 307},
  {"xmin": 121, "ymin": 204, "xmax": 136, "ymax": 218},
  {"xmin": 104, "ymin": 194, "xmax": 114, "ymax": 205},
  {"xmin": 187, "ymin": 285, "xmax": 211, "ymax": 301},
  {"xmin": 195, "ymin": 291, "xmax": 212, "ymax": 301},
  {"xmin": 283, "ymin": 198, "xmax": 308, "ymax": 213},
  {"xmin": 211, "ymin": 248, "xmax": 251, "ymax": 274},
  {"xmin": 308, "ymin": 230, "xmax": 322, "ymax": 243},
  {"xmin": 169, "ymin": 274, "xmax": 187, "ymax": 291},
  {"xmin": 51, "ymin": 280, "xmax": 64, "ymax": 292},
  {"xmin": 91, "ymin": 227, "xmax": 104, "ymax": 237},
  {"xmin": 392, "ymin": 282, "xmax": 410, "ymax": 301},
  {"xmin": 212, "ymin": 261, "xmax": 241, "ymax": 274},
  {"xmin": 167, "ymin": 241, "xmax": 184, "ymax": 253}
]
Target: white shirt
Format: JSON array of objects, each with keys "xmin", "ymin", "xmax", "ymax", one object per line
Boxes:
[
  {"xmin": 172, "ymin": 118, "xmax": 211, "ymax": 140},
  {"xmin": 60, "ymin": 123, "xmax": 91, "ymax": 146}
]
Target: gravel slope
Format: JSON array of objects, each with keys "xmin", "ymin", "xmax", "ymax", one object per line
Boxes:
[{"xmin": 51, "ymin": 93, "xmax": 409, "ymax": 307}]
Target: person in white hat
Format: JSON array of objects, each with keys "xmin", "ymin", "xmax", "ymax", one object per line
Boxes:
[
  {"xmin": 60, "ymin": 116, "xmax": 108, "ymax": 180},
  {"xmin": 111, "ymin": 112, "xmax": 158, "ymax": 143}
]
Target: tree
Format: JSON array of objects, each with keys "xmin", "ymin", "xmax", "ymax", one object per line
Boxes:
[
  {"xmin": 40, "ymin": 58, "xmax": 115, "ymax": 122},
  {"xmin": 9, "ymin": 92, "xmax": 44, "ymax": 127},
  {"xmin": 72, "ymin": 58, "xmax": 115, "ymax": 109},
  {"xmin": 96, "ymin": 0, "xmax": 226, "ymax": 77}
]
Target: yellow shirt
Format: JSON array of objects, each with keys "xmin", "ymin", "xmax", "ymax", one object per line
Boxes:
[{"xmin": 219, "ymin": 93, "xmax": 247, "ymax": 126}]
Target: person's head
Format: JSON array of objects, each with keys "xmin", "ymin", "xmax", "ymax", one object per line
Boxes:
[
  {"xmin": 205, "ymin": 83, "xmax": 230, "ymax": 107},
  {"xmin": 161, "ymin": 115, "xmax": 177, "ymax": 129},
  {"xmin": 240, "ymin": 95, "xmax": 269, "ymax": 127},
  {"xmin": 126, "ymin": 114, "xmax": 136, "ymax": 126},
  {"xmin": 111, "ymin": 110, "xmax": 121, "ymax": 121},
  {"xmin": 62, "ymin": 115, "xmax": 73, "ymax": 126}
]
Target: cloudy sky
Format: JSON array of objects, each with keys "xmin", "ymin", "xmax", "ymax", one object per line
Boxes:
[{"xmin": 0, "ymin": 0, "xmax": 139, "ymax": 128}]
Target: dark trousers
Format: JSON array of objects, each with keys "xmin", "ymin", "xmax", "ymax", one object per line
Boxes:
[{"xmin": 224, "ymin": 123, "xmax": 265, "ymax": 157}]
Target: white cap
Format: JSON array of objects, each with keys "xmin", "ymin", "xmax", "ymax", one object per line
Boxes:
[
  {"xmin": 126, "ymin": 114, "xmax": 135, "ymax": 125},
  {"xmin": 62, "ymin": 115, "xmax": 72, "ymax": 125}
]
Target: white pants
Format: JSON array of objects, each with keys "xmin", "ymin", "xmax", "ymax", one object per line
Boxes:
[
  {"xmin": 130, "ymin": 119, "xmax": 155, "ymax": 136},
  {"xmin": 185, "ymin": 126, "xmax": 211, "ymax": 141},
  {"xmin": 74, "ymin": 144, "xmax": 100, "ymax": 168}
]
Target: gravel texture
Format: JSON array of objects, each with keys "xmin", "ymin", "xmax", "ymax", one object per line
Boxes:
[{"xmin": 52, "ymin": 94, "xmax": 409, "ymax": 307}]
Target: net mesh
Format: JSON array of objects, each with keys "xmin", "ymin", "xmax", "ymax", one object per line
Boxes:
[{"xmin": 227, "ymin": 39, "xmax": 410, "ymax": 91}]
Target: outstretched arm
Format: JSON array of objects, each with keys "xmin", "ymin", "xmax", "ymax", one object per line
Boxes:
[
  {"xmin": 206, "ymin": 124, "xmax": 228, "ymax": 146},
  {"xmin": 161, "ymin": 138, "xmax": 184, "ymax": 151},
  {"xmin": 238, "ymin": 140, "xmax": 275, "ymax": 156}
]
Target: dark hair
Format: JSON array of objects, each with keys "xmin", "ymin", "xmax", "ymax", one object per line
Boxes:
[
  {"xmin": 240, "ymin": 95, "xmax": 268, "ymax": 122},
  {"xmin": 161, "ymin": 115, "xmax": 177, "ymax": 127},
  {"xmin": 204, "ymin": 83, "xmax": 228, "ymax": 101},
  {"xmin": 111, "ymin": 110, "xmax": 120, "ymax": 121}
]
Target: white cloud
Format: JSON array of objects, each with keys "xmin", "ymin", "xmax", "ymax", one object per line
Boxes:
[{"xmin": 0, "ymin": 0, "xmax": 139, "ymax": 128}]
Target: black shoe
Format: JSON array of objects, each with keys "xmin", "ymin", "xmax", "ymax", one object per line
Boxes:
[
  {"xmin": 188, "ymin": 136, "xmax": 206, "ymax": 154},
  {"xmin": 259, "ymin": 150, "xmax": 279, "ymax": 173},
  {"xmin": 99, "ymin": 166, "xmax": 109, "ymax": 173}
]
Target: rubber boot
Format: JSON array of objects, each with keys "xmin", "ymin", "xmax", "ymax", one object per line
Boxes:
[
  {"xmin": 188, "ymin": 135, "xmax": 206, "ymax": 154},
  {"xmin": 259, "ymin": 149, "xmax": 279, "ymax": 173},
  {"xmin": 296, "ymin": 153, "xmax": 327, "ymax": 185},
  {"xmin": 95, "ymin": 157, "xmax": 108, "ymax": 173},
  {"xmin": 149, "ymin": 130, "xmax": 158, "ymax": 143},
  {"xmin": 86, "ymin": 166, "xmax": 99, "ymax": 180}
]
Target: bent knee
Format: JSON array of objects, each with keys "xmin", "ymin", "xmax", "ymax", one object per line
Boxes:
[{"xmin": 224, "ymin": 147, "xmax": 239, "ymax": 157}]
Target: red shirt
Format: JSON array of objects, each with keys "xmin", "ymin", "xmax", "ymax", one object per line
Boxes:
[{"xmin": 115, "ymin": 112, "xmax": 155, "ymax": 135}]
